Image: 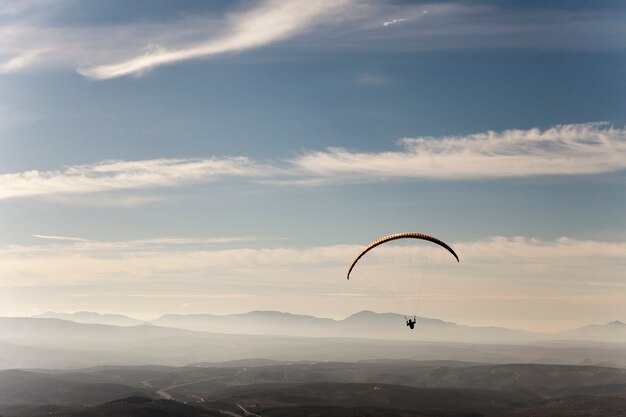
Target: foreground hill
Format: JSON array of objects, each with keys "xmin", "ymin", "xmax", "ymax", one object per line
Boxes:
[
  {"xmin": 0, "ymin": 396, "xmax": 222, "ymax": 417},
  {"xmin": 2, "ymin": 386, "xmax": 625, "ymax": 417},
  {"xmin": 157, "ymin": 362, "xmax": 626, "ymax": 402},
  {"xmin": 209, "ymin": 382, "xmax": 543, "ymax": 414},
  {"xmin": 208, "ymin": 382, "xmax": 626, "ymax": 417},
  {"xmin": 1, "ymin": 361, "xmax": 624, "ymax": 405},
  {"xmin": 1, "ymin": 361, "xmax": 625, "ymax": 416}
]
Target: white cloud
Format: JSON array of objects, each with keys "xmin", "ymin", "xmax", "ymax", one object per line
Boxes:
[
  {"xmin": 355, "ymin": 72, "xmax": 388, "ymax": 85},
  {"xmin": 66, "ymin": 236, "xmax": 280, "ymax": 251},
  {"xmin": 0, "ymin": 49, "xmax": 45, "ymax": 73},
  {"xmin": 0, "ymin": 240, "xmax": 358, "ymax": 286},
  {"xmin": 1, "ymin": 123, "xmax": 625, "ymax": 202},
  {"xmin": 78, "ymin": 0, "xmax": 359, "ymax": 80},
  {"xmin": 2, "ymin": 235, "xmax": 623, "ymax": 330},
  {"xmin": 455, "ymin": 236, "xmax": 626, "ymax": 262},
  {"xmin": 0, "ymin": 1, "xmax": 623, "ymax": 79},
  {"xmin": 44, "ymin": 193, "xmax": 167, "ymax": 207},
  {"xmin": 33, "ymin": 234, "xmax": 88, "ymax": 242},
  {"xmin": 1, "ymin": 1, "xmax": 624, "ymax": 78},
  {"xmin": 0, "ymin": 157, "xmax": 272, "ymax": 200},
  {"xmin": 383, "ymin": 18, "xmax": 407, "ymax": 27},
  {"xmin": 0, "ymin": 0, "xmax": 48, "ymax": 17},
  {"xmin": 29, "ymin": 235, "xmax": 268, "ymax": 249},
  {"xmin": 1, "ymin": 236, "xmax": 624, "ymax": 288},
  {"xmin": 291, "ymin": 122, "xmax": 626, "ymax": 180},
  {"xmin": 2, "ymin": 122, "xmax": 626, "ymax": 203}
]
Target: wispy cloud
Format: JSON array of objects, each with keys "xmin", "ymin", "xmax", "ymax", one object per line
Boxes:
[
  {"xmin": 0, "ymin": 0, "xmax": 47, "ymax": 17},
  {"xmin": 78, "ymin": 0, "xmax": 359, "ymax": 80},
  {"xmin": 29, "ymin": 235, "xmax": 267, "ymax": 248},
  {"xmin": 1, "ymin": 123, "xmax": 624, "ymax": 201},
  {"xmin": 455, "ymin": 236, "xmax": 626, "ymax": 262},
  {"xmin": 0, "ymin": 157, "xmax": 272, "ymax": 200},
  {"xmin": 1, "ymin": 236, "xmax": 624, "ymax": 288},
  {"xmin": 43, "ymin": 193, "xmax": 167, "ymax": 208},
  {"xmin": 0, "ymin": 49, "xmax": 45, "ymax": 74},
  {"xmin": 0, "ymin": 240, "xmax": 358, "ymax": 286},
  {"xmin": 355, "ymin": 72, "xmax": 388, "ymax": 85},
  {"xmin": 291, "ymin": 122, "xmax": 626, "ymax": 180},
  {"xmin": 1, "ymin": 2, "xmax": 625, "ymax": 77},
  {"xmin": 2, "ymin": 235, "xmax": 623, "ymax": 331},
  {"xmin": 383, "ymin": 18, "xmax": 407, "ymax": 27},
  {"xmin": 71, "ymin": 236, "xmax": 280, "ymax": 251},
  {"xmin": 33, "ymin": 234, "xmax": 88, "ymax": 242}
]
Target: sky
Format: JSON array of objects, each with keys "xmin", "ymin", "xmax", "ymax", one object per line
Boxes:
[{"xmin": 0, "ymin": 0, "xmax": 625, "ymax": 332}]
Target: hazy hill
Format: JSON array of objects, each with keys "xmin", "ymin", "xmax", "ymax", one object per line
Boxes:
[
  {"xmin": 152, "ymin": 310, "xmax": 540, "ymax": 343},
  {"xmin": 34, "ymin": 311, "xmax": 144, "ymax": 327},
  {"xmin": 30, "ymin": 310, "xmax": 626, "ymax": 344},
  {"xmin": 1, "ymin": 317, "xmax": 625, "ymax": 369},
  {"xmin": 0, "ymin": 369, "xmax": 155, "ymax": 406},
  {"xmin": 152, "ymin": 310, "xmax": 336, "ymax": 337},
  {"xmin": 0, "ymin": 317, "xmax": 199, "ymax": 349},
  {"xmin": 152, "ymin": 310, "xmax": 369, "ymax": 330},
  {"xmin": 561, "ymin": 320, "xmax": 626, "ymax": 343},
  {"xmin": 0, "ymin": 340, "xmax": 140, "ymax": 370}
]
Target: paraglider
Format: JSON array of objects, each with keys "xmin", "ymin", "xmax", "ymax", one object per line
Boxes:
[
  {"xmin": 347, "ymin": 233, "xmax": 459, "ymax": 280},
  {"xmin": 347, "ymin": 232, "xmax": 459, "ymax": 329}
]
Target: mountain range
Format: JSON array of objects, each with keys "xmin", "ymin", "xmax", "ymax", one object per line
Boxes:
[
  {"xmin": 35, "ymin": 311, "xmax": 145, "ymax": 327},
  {"xmin": 0, "ymin": 312, "xmax": 623, "ymax": 370},
  {"xmin": 35, "ymin": 310, "xmax": 626, "ymax": 343}
]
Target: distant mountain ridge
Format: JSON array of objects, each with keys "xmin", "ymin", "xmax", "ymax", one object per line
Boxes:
[
  {"xmin": 560, "ymin": 320, "xmax": 626, "ymax": 342},
  {"xmin": 150, "ymin": 309, "xmax": 540, "ymax": 342},
  {"xmin": 29, "ymin": 310, "xmax": 625, "ymax": 343},
  {"xmin": 35, "ymin": 311, "xmax": 144, "ymax": 327},
  {"xmin": 1, "ymin": 316, "xmax": 625, "ymax": 369},
  {"xmin": 576, "ymin": 320, "xmax": 626, "ymax": 330}
]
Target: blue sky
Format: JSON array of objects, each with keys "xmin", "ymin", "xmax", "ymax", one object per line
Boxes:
[{"xmin": 0, "ymin": 0, "xmax": 625, "ymax": 331}]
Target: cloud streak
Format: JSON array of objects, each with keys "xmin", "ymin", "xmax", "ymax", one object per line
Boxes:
[
  {"xmin": 2, "ymin": 235, "xmax": 623, "ymax": 331},
  {"xmin": 1, "ymin": 2, "xmax": 625, "ymax": 77},
  {"xmin": 292, "ymin": 122, "xmax": 626, "ymax": 180},
  {"xmin": 30, "ymin": 235, "xmax": 269, "ymax": 248},
  {"xmin": 383, "ymin": 18, "xmax": 407, "ymax": 27},
  {"xmin": 0, "ymin": 49, "xmax": 45, "ymax": 74},
  {"xmin": 33, "ymin": 234, "xmax": 88, "ymax": 242},
  {"xmin": 1, "ymin": 236, "xmax": 624, "ymax": 287},
  {"xmin": 78, "ymin": 0, "xmax": 358, "ymax": 80},
  {"xmin": 1, "ymin": 123, "xmax": 624, "ymax": 201},
  {"xmin": 0, "ymin": 157, "xmax": 272, "ymax": 200},
  {"xmin": 455, "ymin": 236, "xmax": 626, "ymax": 262}
]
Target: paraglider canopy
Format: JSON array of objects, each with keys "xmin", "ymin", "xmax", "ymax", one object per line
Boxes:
[{"xmin": 347, "ymin": 232, "xmax": 459, "ymax": 280}]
